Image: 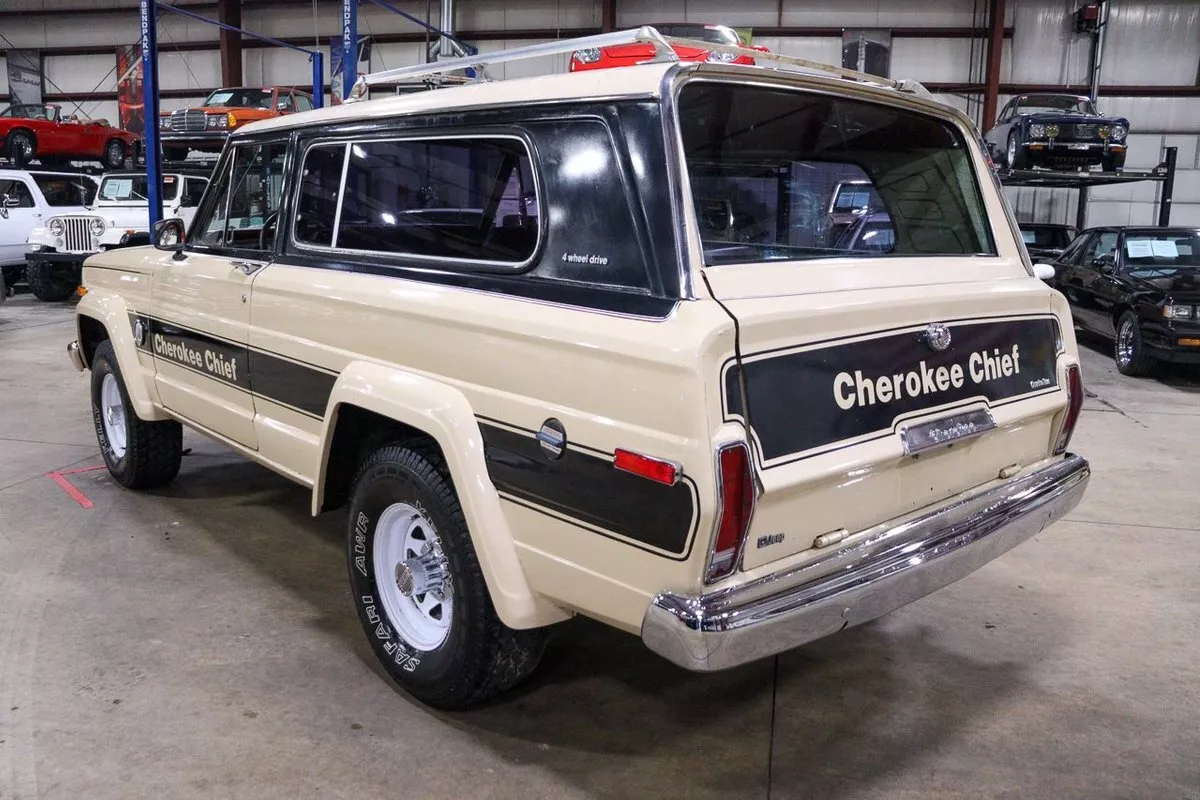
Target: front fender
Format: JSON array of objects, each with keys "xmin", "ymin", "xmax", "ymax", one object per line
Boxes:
[
  {"xmin": 314, "ymin": 361, "xmax": 571, "ymax": 630},
  {"xmin": 75, "ymin": 290, "xmax": 168, "ymax": 421},
  {"xmin": 26, "ymin": 227, "xmax": 55, "ymax": 248}
]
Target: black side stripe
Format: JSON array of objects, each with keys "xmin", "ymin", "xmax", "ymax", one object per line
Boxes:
[
  {"xmin": 131, "ymin": 313, "xmax": 337, "ymax": 420},
  {"xmin": 477, "ymin": 420, "xmax": 699, "ymax": 559}
]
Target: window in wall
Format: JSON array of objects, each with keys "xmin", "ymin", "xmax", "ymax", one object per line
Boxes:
[{"xmin": 336, "ymin": 137, "xmax": 539, "ymax": 265}]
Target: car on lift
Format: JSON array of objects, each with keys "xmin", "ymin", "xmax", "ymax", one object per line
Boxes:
[
  {"xmin": 69, "ymin": 31, "xmax": 1089, "ymax": 710},
  {"xmin": 0, "ymin": 169, "xmax": 98, "ymax": 296},
  {"xmin": 569, "ymin": 23, "xmax": 767, "ymax": 71},
  {"xmin": 0, "ymin": 103, "xmax": 138, "ymax": 169},
  {"xmin": 984, "ymin": 94, "xmax": 1129, "ymax": 172},
  {"xmin": 159, "ymin": 86, "xmax": 315, "ymax": 161},
  {"xmin": 25, "ymin": 168, "xmax": 210, "ymax": 302},
  {"xmin": 1020, "ymin": 222, "xmax": 1078, "ymax": 262},
  {"xmin": 1043, "ymin": 226, "xmax": 1200, "ymax": 375}
]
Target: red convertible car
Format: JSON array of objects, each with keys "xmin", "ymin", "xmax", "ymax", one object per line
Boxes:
[
  {"xmin": 570, "ymin": 23, "xmax": 768, "ymax": 71},
  {"xmin": 1, "ymin": 103, "xmax": 138, "ymax": 168}
]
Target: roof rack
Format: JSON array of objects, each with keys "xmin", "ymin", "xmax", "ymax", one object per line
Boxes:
[{"xmin": 350, "ymin": 26, "xmax": 928, "ymax": 99}]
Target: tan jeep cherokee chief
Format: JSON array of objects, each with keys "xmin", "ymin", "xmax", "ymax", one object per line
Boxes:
[{"xmin": 68, "ymin": 30, "xmax": 1090, "ymax": 710}]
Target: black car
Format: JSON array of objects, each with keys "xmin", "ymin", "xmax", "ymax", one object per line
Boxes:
[
  {"xmin": 1047, "ymin": 227, "xmax": 1200, "ymax": 375},
  {"xmin": 984, "ymin": 94, "xmax": 1129, "ymax": 172},
  {"xmin": 1020, "ymin": 222, "xmax": 1078, "ymax": 261}
]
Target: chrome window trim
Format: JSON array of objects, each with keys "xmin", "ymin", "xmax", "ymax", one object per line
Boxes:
[
  {"xmin": 290, "ymin": 141, "xmax": 350, "ymax": 250},
  {"xmin": 669, "ymin": 68, "xmax": 1007, "ymax": 268},
  {"xmin": 659, "ymin": 64, "xmax": 699, "ymax": 300},
  {"xmin": 286, "ymin": 132, "xmax": 544, "ymax": 273}
]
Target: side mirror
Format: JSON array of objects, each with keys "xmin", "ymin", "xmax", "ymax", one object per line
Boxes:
[
  {"xmin": 1091, "ymin": 255, "xmax": 1115, "ymax": 272},
  {"xmin": 2, "ymin": 195, "xmax": 20, "ymax": 208},
  {"xmin": 1033, "ymin": 263, "xmax": 1056, "ymax": 281},
  {"xmin": 153, "ymin": 218, "xmax": 186, "ymax": 255}
]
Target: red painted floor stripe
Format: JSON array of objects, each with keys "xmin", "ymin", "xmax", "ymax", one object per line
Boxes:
[{"xmin": 46, "ymin": 471, "xmax": 95, "ymax": 509}]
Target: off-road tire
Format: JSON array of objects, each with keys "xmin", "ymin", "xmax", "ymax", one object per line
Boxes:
[
  {"xmin": 1114, "ymin": 312, "xmax": 1155, "ymax": 377},
  {"xmin": 25, "ymin": 262, "xmax": 75, "ymax": 302},
  {"xmin": 347, "ymin": 445, "xmax": 549, "ymax": 710},
  {"xmin": 1, "ymin": 265, "xmax": 22, "ymax": 293},
  {"xmin": 103, "ymin": 139, "xmax": 126, "ymax": 169},
  {"xmin": 90, "ymin": 340, "xmax": 183, "ymax": 489}
]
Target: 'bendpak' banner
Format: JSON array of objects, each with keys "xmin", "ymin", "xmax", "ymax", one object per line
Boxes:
[{"xmin": 5, "ymin": 50, "xmax": 43, "ymax": 107}]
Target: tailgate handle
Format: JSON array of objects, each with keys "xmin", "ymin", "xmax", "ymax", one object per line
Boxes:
[{"xmin": 899, "ymin": 408, "xmax": 996, "ymax": 456}]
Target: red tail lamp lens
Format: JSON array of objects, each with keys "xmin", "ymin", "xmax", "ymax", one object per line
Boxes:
[
  {"xmin": 706, "ymin": 443, "xmax": 755, "ymax": 582},
  {"xmin": 1054, "ymin": 364, "xmax": 1084, "ymax": 454}
]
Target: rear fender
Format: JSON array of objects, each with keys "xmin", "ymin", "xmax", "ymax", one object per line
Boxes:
[
  {"xmin": 314, "ymin": 361, "xmax": 572, "ymax": 630},
  {"xmin": 76, "ymin": 290, "xmax": 168, "ymax": 421}
]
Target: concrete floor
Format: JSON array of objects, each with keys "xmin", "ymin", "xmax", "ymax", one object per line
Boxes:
[{"xmin": 1, "ymin": 294, "xmax": 1198, "ymax": 800}]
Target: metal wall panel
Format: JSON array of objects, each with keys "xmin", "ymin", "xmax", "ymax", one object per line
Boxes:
[
  {"xmin": 1102, "ymin": 1, "xmax": 1200, "ymax": 86},
  {"xmin": 1009, "ymin": 0, "xmax": 1090, "ymax": 84}
]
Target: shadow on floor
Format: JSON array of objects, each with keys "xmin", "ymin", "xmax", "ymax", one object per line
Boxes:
[{"xmin": 122, "ymin": 451, "xmax": 1041, "ymax": 799}]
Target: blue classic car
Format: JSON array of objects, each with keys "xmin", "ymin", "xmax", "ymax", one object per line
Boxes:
[{"xmin": 984, "ymin": 94, "xmax": 1129, "ymax": 172}]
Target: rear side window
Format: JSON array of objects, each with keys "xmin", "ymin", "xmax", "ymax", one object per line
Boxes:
[
  {"xmin": 329, "ymin": 137, "xmax": 538, "ymax": 265},
  {"xmin": 679, "ymin": 83, "xmax": 996, "ymax": 265},
  {"xmin": 31, "ymin": 175, "xmax": 96, "ymax": 207},
  {"xmin": 294, "ymin": 144, "xmax": 346, "ymax": 247}
]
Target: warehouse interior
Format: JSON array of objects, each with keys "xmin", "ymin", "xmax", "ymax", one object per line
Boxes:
[{"xmin": 2, "ymin": 1, "xmax": 1199, "ymax": 798}]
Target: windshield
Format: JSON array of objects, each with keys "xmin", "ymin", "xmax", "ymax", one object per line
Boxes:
[
  {"xmin": 1124, "ymin": 231, "xmax": 1200, "ymax": 270},
  {"xmin": 1021, "ymin": 226, "xmax": 1075, "ymax": 247},
  {"xmin": 0, "ymin": 104, "xmax": 50, "ymax": 120},
  {"xmin": 31, "ymin": 174, "xmax": 96, "ymax": 207},
  {"xmin": 98, "ymin": 175, "xmax": 178, "ymax": 202},
  {"xmin": 202, "ymin": 88, "xmax": 275, "ymax": 109},
  {"xmin": 680, "ymin": 83, "xmax": 995, "ymax": 265},
  {"xmin": 1017, "ymin": 95, "xmax": 1096, "ymax": 115},
  {"xmin": 655, "ymin": 24, "xmax": 741, "ymax": 45}
]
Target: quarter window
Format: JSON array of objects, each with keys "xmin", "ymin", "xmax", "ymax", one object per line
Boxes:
[{"xmin": 331, "ymin": 137, "xmax": 538, "ymax": 264}]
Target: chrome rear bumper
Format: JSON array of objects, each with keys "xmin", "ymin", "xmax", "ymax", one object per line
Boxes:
[{"xmin": 642, "ymin": 453, "xmax": 1089, "ymax": 671}]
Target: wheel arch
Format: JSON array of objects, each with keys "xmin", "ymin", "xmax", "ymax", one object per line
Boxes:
[
  {"xmin": 74, "ymin": 295, "xmax": 169, "ymax": 421},
  {"xmin": 314, "ymin": 360, "xmax": 572, "ymax": 630}
]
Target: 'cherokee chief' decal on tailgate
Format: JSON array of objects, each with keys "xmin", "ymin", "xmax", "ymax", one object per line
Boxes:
[{"xmin": 724, "ymin": 316, "xmax": 1061, "ymax": 467}]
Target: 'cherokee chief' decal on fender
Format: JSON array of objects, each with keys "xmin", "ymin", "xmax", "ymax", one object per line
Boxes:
[{"xmin": 724, "ymin": 316, "xmax": 1061, "ymax": 467}]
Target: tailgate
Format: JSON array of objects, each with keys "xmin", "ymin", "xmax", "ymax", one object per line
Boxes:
[{"xmin": 713, "ymin": 283, "xmax": 1065, "ymax": 571}]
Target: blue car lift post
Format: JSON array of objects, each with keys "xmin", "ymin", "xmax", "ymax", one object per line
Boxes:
[{"xmin": 138, "ymin": 0, "xmax": 325, "ymax": 230}]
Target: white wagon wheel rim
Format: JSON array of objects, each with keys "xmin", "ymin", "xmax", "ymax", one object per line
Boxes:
[
  {"xmin": 100, "ymin": 373, "xmax": 127, "ymax": 459},
  {"xmin": 373, "ymin": 502, "xmax": 453, "ymax": 651}
]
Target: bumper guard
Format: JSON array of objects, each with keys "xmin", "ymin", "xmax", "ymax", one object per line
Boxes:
[{"xmin": 642, "ymin": 453, "xmax": 1090, "ymax": 671}]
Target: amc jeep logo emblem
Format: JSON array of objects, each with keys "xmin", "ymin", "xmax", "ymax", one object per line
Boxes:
[
  {"xmin": 923, "ymin": 323, "xmax": 952, "ymax": 352},
  {"xmin": 757, "ymin": 533, "xmax": 785, "ymax": 549}
]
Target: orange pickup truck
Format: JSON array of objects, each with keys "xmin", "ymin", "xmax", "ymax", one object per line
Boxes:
[{"xmin": 158, "ymin": 86, "xmax": 314, "ymax": 160}]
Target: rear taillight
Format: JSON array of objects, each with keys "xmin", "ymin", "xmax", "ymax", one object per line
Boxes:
[
  {"xmin": 1053, "ymin": 364, "xmax": 1084, "ymax": 454},
  {"xmin": 705, "ymin": 443, "xmax": 756, "ymax": 583}
]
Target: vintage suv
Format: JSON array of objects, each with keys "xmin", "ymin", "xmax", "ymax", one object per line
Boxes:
[
  {"xmin": 68, "ymin": 29, "xmax": 1090, "ymax": 710},
  {"xmin": 26, "ymin": 169, "xmax": 210, "ymax": 301}
]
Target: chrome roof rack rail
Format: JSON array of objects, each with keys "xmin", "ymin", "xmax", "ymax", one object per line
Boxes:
[{"xmin": 347, "ymin": 26, "xmax": 929, "ymax": 99}]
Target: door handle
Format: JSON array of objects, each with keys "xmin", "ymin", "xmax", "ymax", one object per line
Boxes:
[{"xmin": 230, "ymin": 260, "xmax": 265, "ymax": 276}]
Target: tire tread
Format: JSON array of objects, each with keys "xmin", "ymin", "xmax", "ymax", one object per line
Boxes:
[{"xmin": 351, "ymin": 445, "xmax": 548, "ymax": 709}]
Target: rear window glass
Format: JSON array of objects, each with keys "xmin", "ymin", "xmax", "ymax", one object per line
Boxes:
[
  {"xmin": 679, "ymin": 83, "xmax": 995, "ymax": 265},
  {"xmin": 334, "ymin": 137, "xmax": 538, "ymax": 265},
  {"xmin": 1021, "ymin": 226, "xmax": 1074, "ymax": 247}
]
